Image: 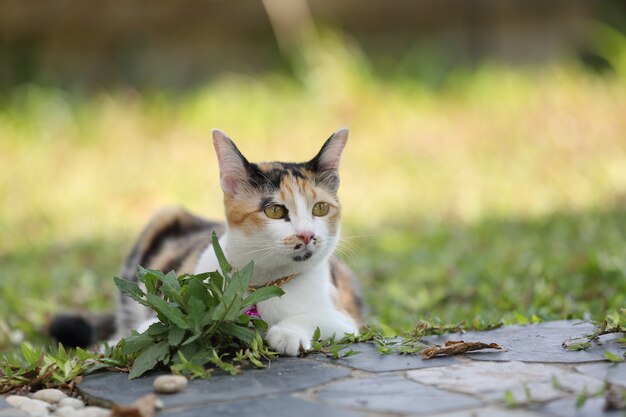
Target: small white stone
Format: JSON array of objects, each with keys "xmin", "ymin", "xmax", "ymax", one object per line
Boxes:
[
  {"xmin": 32, "ymin": 388, "xmax": 68, "ymax": 404},
  {"xmin": 58, "ymin": 398, "xmax": 84, "ymax": 409},
  {"xmin": 54, "ymin": 405, "xmax": 78, "ymax": 417},
  {"xmin": 81, "ymin": 406, "xmax": 111, "ymax": 417},
  {"xmin": 153, "ymin": 374, "xmax": 188, "ymax": 393},
  {"xmin": 7, "ymin": 396, "xmax": 51, "ymax": 414},
  {"xmin": 16, "ymin": 401, "xmax": 50, "ymax": 417},
  {"xmin": 5, "ymin": 395, "xmax": 32, "ymax": 407}
]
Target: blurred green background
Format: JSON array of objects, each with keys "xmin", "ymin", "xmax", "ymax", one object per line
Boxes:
[{"xmin": 1, "ymin": 0, "xmax": 625, "ymax": 350}]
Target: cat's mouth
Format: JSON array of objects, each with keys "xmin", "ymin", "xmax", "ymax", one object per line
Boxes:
[{"xmin": 292, "ymin": 250, "xmax": 313, "ymax": 262}]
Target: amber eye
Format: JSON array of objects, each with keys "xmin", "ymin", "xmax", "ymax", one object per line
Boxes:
[
  {"xmin": 312, "ymin": 202, "xmax": 330, "ymax": 217},
  {"xmin": 264, "ymin": 204, "xmax": 286, "ymax": 219}
]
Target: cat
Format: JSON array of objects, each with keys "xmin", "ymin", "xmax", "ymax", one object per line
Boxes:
[{"xmin": 50, "ymin": 128, "xmax": 365, "ymax": 356}]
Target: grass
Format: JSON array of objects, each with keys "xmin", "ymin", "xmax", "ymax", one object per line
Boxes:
[{"xmin": 1, "ymin": 33, "xmax": 626, "ymax": 351}]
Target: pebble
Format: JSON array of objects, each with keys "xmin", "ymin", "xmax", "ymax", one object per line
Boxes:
[
  {"xmin": 6, "ymin": 396, "xmax": 51, "ymax": 414},
  {"xmin": 5, "ymin": 394, "xmax": 100, "ymax": 417},
  {"xmin": 81, "ymin": 406, "xmax": 111, "ymax": 417},
  {"xmin": 5, "ymin": 395, "xmax": 32, "ymax": 408},
  {"xmin": 32, "ymin": 389, "xmax": 68, "ymax": 404},
  {"xmin": 53, "ymin": 406, "xmax": 78, "ymax": 417},
  {"xmin": 153, "ymin": 374, "xmax": 188, "ymax": 393},
  {"xmin": 58, "ymin": 398, "xmax": 84, "ymax": 409}
]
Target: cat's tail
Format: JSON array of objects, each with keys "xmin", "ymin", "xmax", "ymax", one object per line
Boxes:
[{"xmin": 47, "ymin": 312, "xmax": 116, "ymax": 348}]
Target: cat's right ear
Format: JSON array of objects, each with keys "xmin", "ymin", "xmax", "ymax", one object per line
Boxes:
[{"xmin": 212, "ymin": 129, "xmax": 250, "ymax": 197}]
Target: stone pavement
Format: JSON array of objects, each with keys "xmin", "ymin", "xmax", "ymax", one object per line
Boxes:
[{"xmin": 1, "ymin": 320, "xmax": 625, "ymax": 417}]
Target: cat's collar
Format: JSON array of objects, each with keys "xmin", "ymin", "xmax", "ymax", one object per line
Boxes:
[{"xmin": 248, "ymin": 274, "xmax": 297, "ymax": 292}]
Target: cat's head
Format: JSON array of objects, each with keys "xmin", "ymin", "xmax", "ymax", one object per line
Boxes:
[{"xmin": 212, "ymin": 129, "xmax": 348, "ymax": 273}]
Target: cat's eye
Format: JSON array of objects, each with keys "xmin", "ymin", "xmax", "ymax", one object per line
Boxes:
[
  {"xmin": 312, "ymin": 202, "xmax": 330, "ymax": 217},
  {"xmin": 264, "ymin": 204, "xmax": 286, "ymax": 219}
]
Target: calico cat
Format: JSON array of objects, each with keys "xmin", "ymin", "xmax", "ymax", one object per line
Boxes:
[{"xmin": 50, "ymin": 129, "xmax": 364, "ymax": 356}]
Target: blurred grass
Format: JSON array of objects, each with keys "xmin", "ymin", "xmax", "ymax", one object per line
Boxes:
[{"xmin": 1, "ymin": 33, "xmax": 626, "ymax": 349}]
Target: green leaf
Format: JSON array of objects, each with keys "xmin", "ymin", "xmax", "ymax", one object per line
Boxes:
[
  {"xmin": 122, "ymin": 333, "xmax": 156, "ymax": 355},
  {"xmin": 212, "ymin": 232, "xmax": 231, "ymax": 274},
  {"xmin": 187, "ymin": 297, "xmax": 206, "ymax": 334},
  {"xmin": 233, "ymin": 261, "xmax": 254, "ymax": 294},
  {"xmin": 565, "ymin": 341, "xmax": 591, "ymax": 351},
  {"xmin": 168, "ymin": 326, "xmax": 186, "ymax": 346},
  {"xmin": 142, "ymin": 269, "xmax": 158, "ymax": 294},
  {"xmin": 181, "ymin": 333, "xmax": 202, "ymax": 346},
  {"xmin": 160, "ymin": 273, "xmax": 184, "ymax": 305},
  {"xmin": 252, "ymin": 319, "xmax": 268, "ymax": 331},
  {"xmin": 219, "ymin": 323, "xmax": 254, "ymax": 344},
  {"xmin": 184, "ymin": 278, "xmax": 211, "ymax": 307},
  {"xmin": 504, "ymin": 390, "xmax": 517, "ymax": 407},
  {"xmin": 243, "ymin": 285, "xmax": 284, "ymax": 308},
  {"xmin": 146, "ymin": 322, "xmax": 170, "ymax": 336},
  {"xmin": 604, "ymin": 351, "xmax": 625, "ymax": 363},
  {"xmin": 312, "ymin": 327, "xmax": 321, "ymax": 342},
  {"xmin": 114, "ymin": 276, "xmax": 148, "ymax": 306},
  {"xmin": 146, "ymin": 294, "xmax": 189, "ymax": 329},
  {"xmin": 129, "ymin": 341, "xmax": 170, "ymax": 379},
  {"xmin": 209, "ymin": 271, "xmax": 224, "ymax": 294},
  {"xmin": 20, "ymin": 344, "xmax": 40, "ymax": 366}
]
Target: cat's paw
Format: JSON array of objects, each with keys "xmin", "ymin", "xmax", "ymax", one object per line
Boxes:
[{"xmin": 266, "ymin": 324, "xmax": 312, "ymax": 356}]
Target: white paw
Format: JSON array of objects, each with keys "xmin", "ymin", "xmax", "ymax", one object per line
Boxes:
[
  {"xmin": 266, "ymin": 324, "xmax": 312, "ymax": 356},
  {"xmin": 322, "ymin": 316, "xmax": 359, "ymax": 340}
]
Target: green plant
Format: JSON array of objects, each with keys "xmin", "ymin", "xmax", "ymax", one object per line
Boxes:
[
  {"xmin": 115, "ymin": 233, "xmax": 284, "ymax": 379},
  {"xmin": 0, "ymin": 343, "xmax": 128, "ymax": 394},
  {"xmin": 564, "ymin": 309, "xmax": 626, "ymax": 352}
]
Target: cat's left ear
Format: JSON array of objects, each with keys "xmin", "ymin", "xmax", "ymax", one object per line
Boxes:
[
  {"xmin": 308, "ymin": 128, "xmax": 349, "ymax": 173},
  {"xmin": 212, "ymin": 129, "xmax": 251, "ymax": 197}
]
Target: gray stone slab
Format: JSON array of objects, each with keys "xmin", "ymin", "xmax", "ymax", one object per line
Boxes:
[
  {"xmin": 408, "ymin": 361, "xmax": 604, "ymax": 403},
  {"xmin": 423, "ymin": 321, "xmax": 625, "ymax": 363},
  {"xmin": 0, "ymin": 398, "xmax": 9, "ymax": 410},
  {"xmin": 160, "ymin": 395, "xmax": 364, "ymax": 417},
  {"xmin": 434, "ymin": 405, "xmax": 551, "ymax": 417},
  {"xmin": 576, "ymin": 363, "xmax": 626, "ymax": 387},
  {"xmin": 309, "ymin": 342, "xmax": 461, "ymax": 372},
  {"xmin": 317, "ymin": 373, "xmax": 481, "ymax": 414},
  {"xmin": 541, "ymin": 397, "xmax": 622, "ymax": 417},
  {"xmin": 78, "ymin": 357, "xmax": 350, "ymax": 409}
]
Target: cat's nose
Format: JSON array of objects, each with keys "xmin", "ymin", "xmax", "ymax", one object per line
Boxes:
[{"xmin": 296, "ymin": 231, "xmax": 315, "ymax": 244}]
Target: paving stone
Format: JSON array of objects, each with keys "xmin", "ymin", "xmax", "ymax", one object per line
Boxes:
[
  {"xmin": 309, "ymin": 342, "xmax": 460, "ymax": 372},
  {"xmin": 78, "ymin": 357, "xmax": 350, "ymax": 409},
  {"xmin": 160, "ymin": 395, "xmax": 364, "ymax": 417},
  {"xmin": 317, "ymin": 373, "xmax": 480, "ymax": 414},
  {"xmin": 433, "ymin": 405, "xmax": 551, "ymax": 417},
  {"xmin": 423, "ymin": 321, "xmax": 625, "ymax": 363},
  {"xmin": 407, "ymin": 361, "xmax": 604, "ymax": 403},
  {"xmin": 576, "ymin": 363, "xmax": 626, "ymax": 387},
  {"xmin": 541, "ymin": 397, "xmax": 622, "ymax": 417}
]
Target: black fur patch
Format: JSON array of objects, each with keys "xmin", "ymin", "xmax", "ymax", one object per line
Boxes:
[
  {"xmin": 248, "ymin": 162, "xmax": 308, "ymax": 191},
  {"xmin": 48, "ymin": 315, "xmax": 94, "ymax": 348},
  {"xmin": 293, "ymin": 251, "xmax": 313, "ymax": 262}
]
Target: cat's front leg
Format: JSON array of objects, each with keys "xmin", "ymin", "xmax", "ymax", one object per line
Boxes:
[{"xmin": 266, "ymin": 310, "xmax": 358, "ymax": 356}]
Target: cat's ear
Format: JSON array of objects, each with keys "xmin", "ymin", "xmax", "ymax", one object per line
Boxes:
[
  {"xmin": 212, "ymin": 129, "xmax": 250, "ymax": 196},
  {"xmin": 308, "ymin": 128, "xmax": 349, "ymax": 173}
]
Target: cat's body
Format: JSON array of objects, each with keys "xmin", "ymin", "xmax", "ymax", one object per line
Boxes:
[{"xmin": 50, "ymin": 129, "xmax": 364, "ymax": 356}]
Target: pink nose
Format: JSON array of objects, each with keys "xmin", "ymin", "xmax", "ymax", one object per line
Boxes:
[{"xmin": 296, "ymin": 231, "xmax": 315, "ymax": 244}]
